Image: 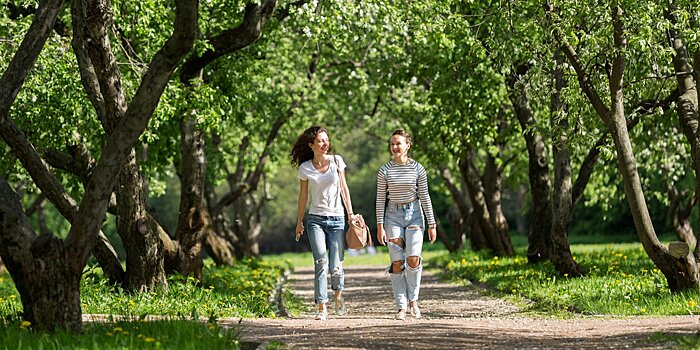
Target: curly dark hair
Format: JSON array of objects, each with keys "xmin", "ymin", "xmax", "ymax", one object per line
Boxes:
[{"xmin": 290, "ymin": 126, "xmax": 333, "ymax": 167}]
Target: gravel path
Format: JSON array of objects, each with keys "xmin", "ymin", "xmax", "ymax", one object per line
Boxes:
[{"xmin": 235, "ymin": 263, "xmax": 700, "ymax": 349}]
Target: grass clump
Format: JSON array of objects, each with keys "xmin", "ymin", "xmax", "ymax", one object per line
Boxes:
[
  {"xmin": 81, "ymin": 258, "xmax": 288, "ymax": 319},
  {"xmin": 0, "ymin": 319, "xmax": 240, "ymax": 350},
  {"xmin": 436, "ymin": 242, "xmax": 700, "ymax": 316}
]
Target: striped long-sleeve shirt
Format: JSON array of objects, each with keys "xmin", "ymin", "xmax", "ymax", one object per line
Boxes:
[{"xmin": 375, "ymin": 159, "xmax": 436, "ymax": 226}]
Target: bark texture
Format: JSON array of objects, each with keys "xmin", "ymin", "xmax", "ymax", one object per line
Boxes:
[
  {"xmin": 549, "ymin": 49, "xmax": 583, "ymax": 277},
  {"xmin": 507, "ymin": 64, "xmax": 552, "ymax": 263}
]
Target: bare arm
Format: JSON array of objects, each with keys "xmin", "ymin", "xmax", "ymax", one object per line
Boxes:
[
  {"xmin": 296, "ymin": 180, "xmax": 308, "ymax": 236},
  {"xmin": 338, "ymin": 169, "xmax": 354, "ymax": 215}
]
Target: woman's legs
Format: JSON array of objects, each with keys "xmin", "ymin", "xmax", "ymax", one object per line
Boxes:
[
  {"xmin": 327, "ymin": 219, "xmax": 345, "ymax": 294},
  {"xmin": 404, "ymin": 224, "xmax": 424, "ymax": 304},
  {"xmin": 385, "ymin": 204, "xmax": 408, "ymax": 312},
  {"xmin": 327, "ymin": 218, "xmax": 346, "ymax": 315},
  {"xmin": 307, "ymin": 215, "xmax": 329, "ymax": 306},
  {"xmin": 385, "ymin": 200, "xmax": 424, "ymax": 318}
]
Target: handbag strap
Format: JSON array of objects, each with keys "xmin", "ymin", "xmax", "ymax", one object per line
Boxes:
[
  {"xmin": 333, "ymin": 155, "xmax": 351, "ymax": 216},
  {"xmin": 333, "ymin": 156, "xmax": 372, "ymax": 247}
]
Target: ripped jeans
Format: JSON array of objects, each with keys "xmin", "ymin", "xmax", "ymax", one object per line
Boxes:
[
  {"xmin": 384, "ymin": 199, "xmax": 424, "ymax": 310},
  {"xmin": 307, "ymin": 214, "xmax": 345, "ymax": 305}
]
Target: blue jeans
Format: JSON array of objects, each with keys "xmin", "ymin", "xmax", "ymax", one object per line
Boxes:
[
  {"xmin": 307, "ymin": 214, "xmax": 345, "ymax": 305},
  {"xmin": 384, "ymin": 199, "xmax": 424, "ymax": 310}
]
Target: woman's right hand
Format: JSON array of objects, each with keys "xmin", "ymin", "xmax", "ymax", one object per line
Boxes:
[
  {"xmin": 377, "ymin": 227, "xmax": 387, "ymax": 246},
  {"xmin": 295, "ymin": 222, "xmax": 304, "ymax": 237}
]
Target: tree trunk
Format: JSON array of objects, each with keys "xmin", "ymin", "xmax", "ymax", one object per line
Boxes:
[
  {"xmin": 515, "ymin": 184, "xmax": 528, "ymax": 236},
  {"xmin": 443, "ymin": 204, "xmax": 465, "ymax": 252},
  {"xmin": 665, "ymin": 6, "xmax": 700, "ymax": 261},
  {"xmin": 482, "ymin": 153, "xmax": 514, "ymax": 256},
  {"xmin": 460, "ymin": 149, "xmax": 513, "ymax": 256},
  {"xmin": 668, "ymin": 187, "xmax": 696, "ymax": 248},
  {"xmin": 508, "ymin": 64, "xmax": 552, "ymax": 263},
  {"xmin": 0, "ymin": 179, "xmax": 82, "ymax": 333},
  {"xmin": 550, "ymin": 49, "xmax": 584, "ymax": 276},
  {"xmin": 467, "ymin": 212, "xmax": 487, "ymax": 251},
  {"xmin": 205, "ymin": 182, "xmax": 236, "ymax": 265},
  {"xmin": 232, "ymin": 190, "xmax": 268, "ymax": 259},
  {"xmin": 434, "ymin": 162, "xmax": 471, "ymax": 252},
  {"xmin": 173, "ymin": 118, "xmax": 208, "ymax": 279},
  {"xmin": 117, "ymin": 151, "xmax": 167, "ymax": 291}
]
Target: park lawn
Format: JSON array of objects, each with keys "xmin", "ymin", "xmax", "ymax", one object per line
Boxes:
[
  {"xmin": 0, "ymin": 258, "xmax": 289, "ymax": 349},
  {"xmin": 436, "ymin": 240, "xmax": 700, "ymax": 317},
  {"xmin": 0, "ymin": 320, "xmax": 243, "ymax": 350}
]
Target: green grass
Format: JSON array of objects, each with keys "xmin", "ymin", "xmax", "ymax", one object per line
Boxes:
[
  {"xmin": 0, "ymin": 320, "xmax": 240, "ymax": 350},
  {"xmin": 80, "ymin": 258, "xmax": 288, "ymax": 319},
  {"xmin": 436, "ymin": 242, "xmax": 700, "ymax": 316},
  {"xmin": 0, "ymin": 257, "xmax": 290, "ymax": 348}
]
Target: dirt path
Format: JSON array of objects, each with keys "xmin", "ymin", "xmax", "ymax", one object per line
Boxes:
[{"xmin": 235, "ymin": 264, "xmax": 700, "ymax": 349}]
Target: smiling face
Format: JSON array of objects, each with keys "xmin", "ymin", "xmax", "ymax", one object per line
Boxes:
[
  {"xmin": 389, "ymin": 134, "xmax": 410, "ymax": 159},
  {"xmin": 309, "ymin": 131, "xmax": 330, "ymax": 155}
]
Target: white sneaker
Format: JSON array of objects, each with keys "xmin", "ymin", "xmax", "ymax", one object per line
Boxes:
[
  {"xmin": 410, "ymin": 305, "xmax": 421, "ymax": 318},
  {"xmin": 395, "ymin": 309, "xmax": 406, "ymax": 321},
  {"xmin": 314, "ymin": 308, "xmax": 328, "ymax": 320},
  {"xmin": 335, "ymin": 296, "xmax": 347, "ymax": 316}
]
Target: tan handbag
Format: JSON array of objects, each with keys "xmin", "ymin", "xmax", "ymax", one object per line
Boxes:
[
  {"xmin": 333, "ymin": 156, "xmax": 373, "ymax": 249},
  {"xmin": 345, "ymin": 214, "xmax": 372, "ymax": 250}
]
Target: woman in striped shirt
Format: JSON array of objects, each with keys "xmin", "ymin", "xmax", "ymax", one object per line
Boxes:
[{"xmin": 376, "ymin": 129, "xmax": 437, "ymax": 321}]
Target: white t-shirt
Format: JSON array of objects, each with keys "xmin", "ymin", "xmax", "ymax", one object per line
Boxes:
[{"xmin": 298, "ymin": 155, "xmax": 346, "ymax": 216}]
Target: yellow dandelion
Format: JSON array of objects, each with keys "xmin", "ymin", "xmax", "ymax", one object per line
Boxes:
[
  {"xmin": 106, "ymin": 332, "xmax": 113, "ymax": 337},
  {"xmin": 113, "ymin": 327, "xmax": 123, "ymax": 332},
  {"xmin": 144, "ymin": 337, "xmax": 156, "ymax": 343},
  {"xmin": 689, "ymin": 300, "xmax": 696, "ymax": 307},
  {"xmin": 19, "ymin": 320, "xmax": 31, "ymax": 329}
]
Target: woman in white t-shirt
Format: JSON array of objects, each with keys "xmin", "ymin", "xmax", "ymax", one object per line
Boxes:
[{"xmin": 290, "ymin": 125, "xmax": 359, "ymax": 320}]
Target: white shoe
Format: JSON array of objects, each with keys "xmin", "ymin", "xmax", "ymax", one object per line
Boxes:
[
  {"xmin": 395, "ymin": 309, "xmax": 406, "ymax": 321},
  {"xmin": 335, "ymin": 296, "xmax": 347, "ymax": 316},
  {"xmin": 314, "ymin": 308, "xmax": 328, "ymax": 320},
  {"xmin": 410, "ymin": 305, "xmax": 421, "ymax": 318}
]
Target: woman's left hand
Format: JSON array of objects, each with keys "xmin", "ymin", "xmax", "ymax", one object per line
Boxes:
[{"xmin": 428, "ymin": 227, "xmax": 437, "ymax": 244}]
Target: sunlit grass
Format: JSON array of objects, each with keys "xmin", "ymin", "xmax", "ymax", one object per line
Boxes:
[
  {"xmin": 0, "ymin": 258, "xmax": 290, "ymax": 323},
  {"xmin": 0, "ymin": 258, "xmax": 290, "ymax": 348},
  {"xmin": 0, "ymin": 320, "xmax": 241, "ymax": 350},
  {"xmin": 436, "ymin": 242, "xmax": 700, "ymax": 316}
]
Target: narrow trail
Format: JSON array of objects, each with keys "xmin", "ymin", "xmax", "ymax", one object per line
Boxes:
[{"xmin": 235, "ymin": 262, "xmax": 700, "ymax": 349}]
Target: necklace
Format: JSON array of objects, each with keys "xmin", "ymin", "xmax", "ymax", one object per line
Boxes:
[{"xmin": 313, "ymin": 157, "xmax": 325, "ymax": 168}]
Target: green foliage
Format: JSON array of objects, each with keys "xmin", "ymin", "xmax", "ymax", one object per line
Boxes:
[
  {"xmin": 437, "ymin": 242, "xmax": 700, "ymax": 316},
  {"xmin": 0, "ymin": 320, "xmax": 241, "ymax": 350}
]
